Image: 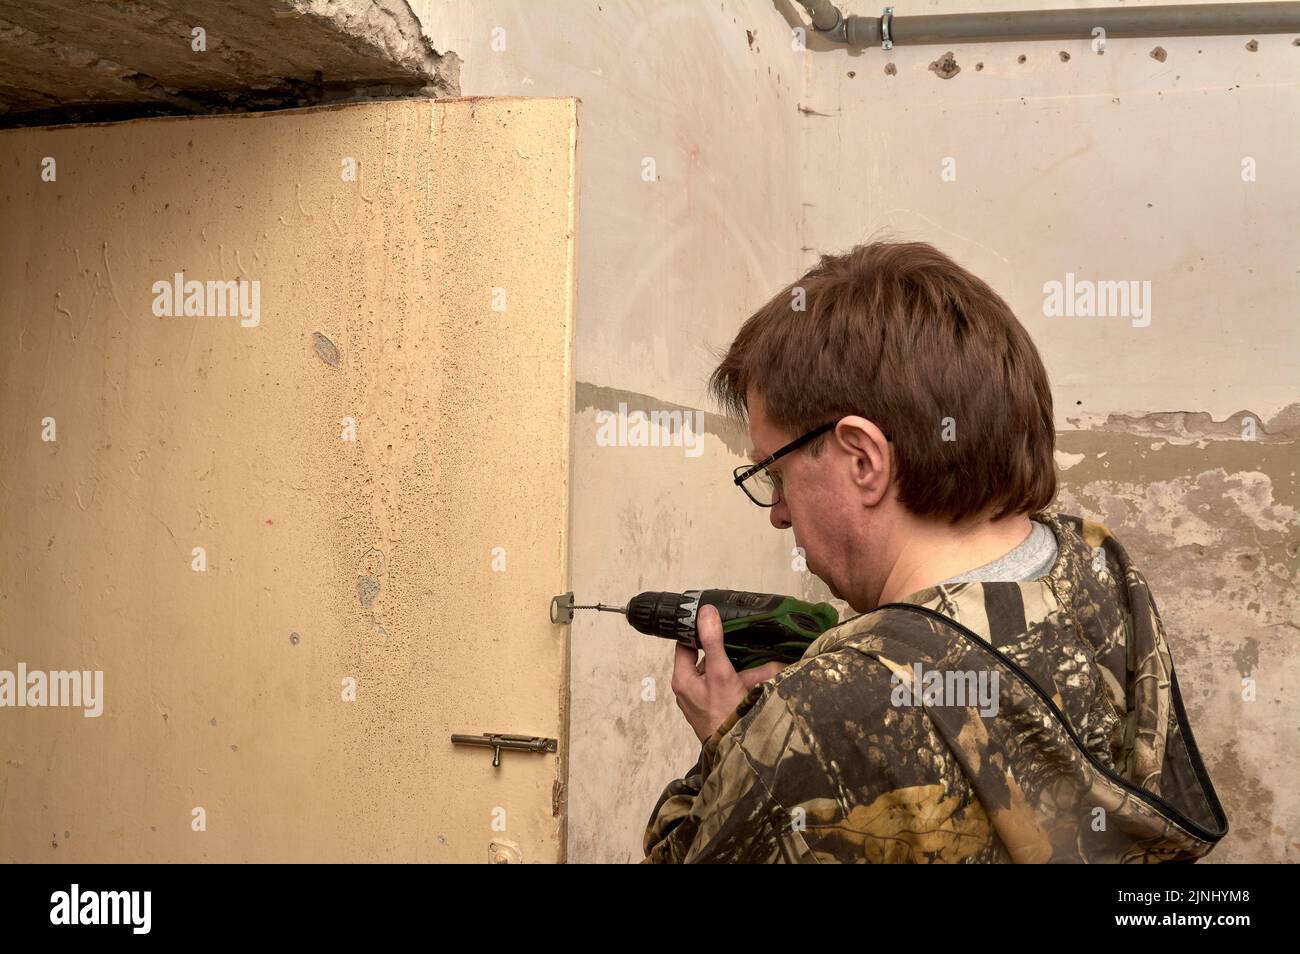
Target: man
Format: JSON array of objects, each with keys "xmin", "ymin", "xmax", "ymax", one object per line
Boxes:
[{"xmin": 642, "ymin": 241, "xmax": 1227, "ymax": 863}]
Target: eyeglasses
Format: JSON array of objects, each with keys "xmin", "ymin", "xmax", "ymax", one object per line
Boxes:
[
  {"xmin": 733, "ymin": 419, "xmax": 893, "ymax": 507},
  {"xmin": 733, "ymin": 421, "xmax": 837, "ymax": 507}
]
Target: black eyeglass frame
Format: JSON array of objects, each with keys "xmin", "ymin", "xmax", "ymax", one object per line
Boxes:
[
  {"xmin": 732, "ymin": 421, "xmax": 836, "ymax": 508},
  {"xmin": 733, "ymin": 419, "xmax": 892, "ymax": 508}
]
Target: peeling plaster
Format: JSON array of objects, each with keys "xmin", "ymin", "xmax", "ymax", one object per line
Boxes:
[{"xmin": 0, "ymin": 0, "xmax": 461, "ymax": 128}]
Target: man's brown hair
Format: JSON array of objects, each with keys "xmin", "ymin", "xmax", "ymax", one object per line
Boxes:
[{"xmin": 709, "ymin": 241, "xmax": 1056, "ymax": 523}]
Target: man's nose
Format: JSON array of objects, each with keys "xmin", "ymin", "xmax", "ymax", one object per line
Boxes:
[{"xmin": 769, "ymin": 497, "xmax": 792, "ymax": 530}]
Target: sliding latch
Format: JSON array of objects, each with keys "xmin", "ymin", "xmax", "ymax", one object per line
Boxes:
[{"xmin": 451, "ymin": 732, "xmax": 558, "ymax": 767}]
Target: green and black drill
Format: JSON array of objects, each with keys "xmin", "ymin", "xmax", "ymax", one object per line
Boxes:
[{"xmin": 555, "ymin": 589, "xmax": 840, "ymax": 671}]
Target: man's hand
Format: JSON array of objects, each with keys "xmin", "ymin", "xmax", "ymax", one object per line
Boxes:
[{"xmin": 671, "ymin": 605, "xmax": 789, "ymax": 743}]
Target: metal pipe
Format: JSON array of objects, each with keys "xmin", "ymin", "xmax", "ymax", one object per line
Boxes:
[
  {"xmin": 796, "ymin": 1, "xmax": 1300, "ymax": 47},
  {"xmin": 799, "ymin": 0, "xmax": 847, "ymax": 38}
]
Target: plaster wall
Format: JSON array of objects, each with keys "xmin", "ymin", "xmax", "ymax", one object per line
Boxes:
[
  {"xmin": 420, "ymin": 0, "xmax": 1297, "ymax": 863},
  {"xmin": 800, "ymin": 0, "xmax": 1299, "ymax": 863}
]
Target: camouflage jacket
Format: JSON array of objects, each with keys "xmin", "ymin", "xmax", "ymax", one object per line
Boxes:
[{"xmin": 642, "ymin": 512, "xmax": 1228, "ymax": 863}]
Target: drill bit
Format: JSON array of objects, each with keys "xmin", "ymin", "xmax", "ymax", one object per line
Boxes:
[{"xmin": 569, "ymin": 602, "xmax": 627, "ymax": 615}]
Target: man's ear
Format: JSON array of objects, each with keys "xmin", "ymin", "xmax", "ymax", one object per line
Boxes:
[{"xmin": 832, "ymin": 416, "xmax": 891, "ymax": 505}]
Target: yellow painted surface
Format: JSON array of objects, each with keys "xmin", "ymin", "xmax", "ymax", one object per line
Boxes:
[{"xmin": 0, "ymin": 97, "xmax": 578, "ymax": 862}]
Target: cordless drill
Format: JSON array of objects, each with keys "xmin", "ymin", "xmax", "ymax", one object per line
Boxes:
[{"xmin": 561, "ymin": 590, "xmax": 840, "ymax": 671}]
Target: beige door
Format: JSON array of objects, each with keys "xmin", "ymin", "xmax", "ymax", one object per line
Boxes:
[{"xmin": 0, "ymin": 98, "xmax": 578, "ymax": 863}]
